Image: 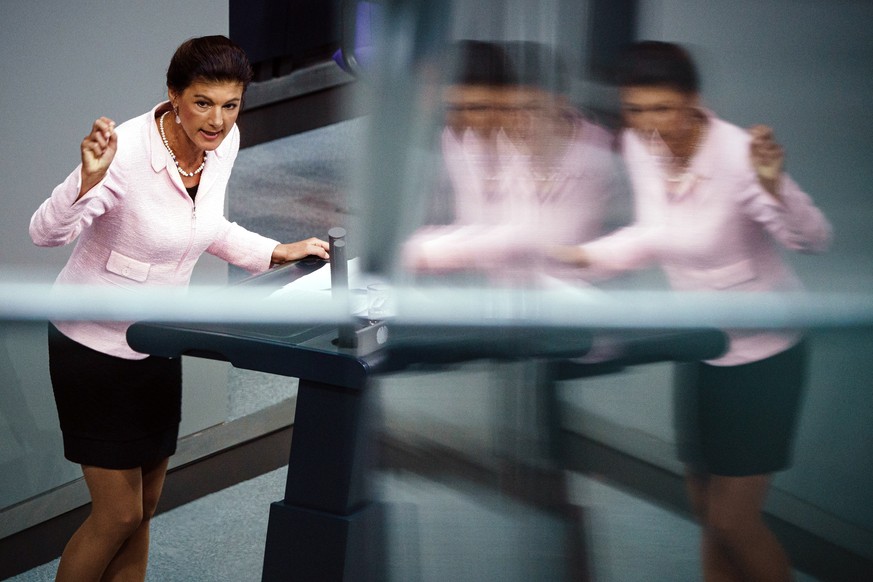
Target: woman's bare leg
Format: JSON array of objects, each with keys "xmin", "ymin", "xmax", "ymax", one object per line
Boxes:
[
  {"xmin": 701, "ymin": 473, "xmax": 791, "ymax": 582},
  {"xmin": 686, "ymin": 472, "xmax": 746, "ymax": 582},
  {"xmin": 54, "ymin": 465, "xmax": 146, "ymax": 582},
  {"xmin": 100, "ymin": 458, "xmax": 170, "ymax": 582}
]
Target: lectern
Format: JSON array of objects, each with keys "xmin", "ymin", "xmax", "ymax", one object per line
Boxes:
[{"xmin": 128, "ymin": 257, "xmax": 726, "ymax": 581}]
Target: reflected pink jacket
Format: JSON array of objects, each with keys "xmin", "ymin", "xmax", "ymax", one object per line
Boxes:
[
  {"xmin": 584, "ymin": 113, "xmax": 831, "ymax": 365},
  {"xmin": 30, "ymin": 103, "xmax": 279, "ymax": 359},
  {"xmin": 404, "ymin": 119, "xmax": 616, "ymax": 276}
]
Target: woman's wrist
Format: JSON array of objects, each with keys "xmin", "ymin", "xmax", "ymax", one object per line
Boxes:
[
  {"xmin": 549, "ymin": 245, "xmax": 590, "ymax": 268},
  {"xmin": 77, "ymin": 170, "xmax": 104, "ymax": 201},
  {"xmin": 758, "ymin": 174, "xmax": 782, "ymax": 202}
]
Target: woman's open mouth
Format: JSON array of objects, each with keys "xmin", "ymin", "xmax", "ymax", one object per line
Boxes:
[{"xmin": 200, "ymin": 129, "xmax": 222, "ymax": 141}]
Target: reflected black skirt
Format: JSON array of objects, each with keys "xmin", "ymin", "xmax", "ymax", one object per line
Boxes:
[
  {"xmin": 673, "ymin": 340, "xmax": 807, "ymax": 477},
  {"xmin": 48, "ymin": 323, "xmax": 182, "ymax": 470}
]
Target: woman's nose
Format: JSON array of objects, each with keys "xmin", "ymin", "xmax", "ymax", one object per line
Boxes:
[{"xmin": 209, "ymin": 108, "xmax": 223, "ymax": 127}]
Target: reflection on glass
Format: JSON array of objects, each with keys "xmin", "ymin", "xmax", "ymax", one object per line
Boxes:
[
  {"xmin": 3, "ymin": 1, "xmax": 873, "ymax": 580},
  {"xmin": 353, "ymin": 3, "xmax": 863, "ymax": 580},
  {"xmin": 401, "ymin": 40, "xmax": 617, "ymax": 284}
]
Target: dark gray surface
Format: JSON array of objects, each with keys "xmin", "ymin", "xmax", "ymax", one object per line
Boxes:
[{"xmin": 226, "ymin": 119, "xmax": 362, "ymax": 281}]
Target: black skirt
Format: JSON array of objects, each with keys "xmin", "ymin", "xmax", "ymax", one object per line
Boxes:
[
  {"xmin": 673, "ymin": 340, "xmax": 807, "ymax": 477},
  {"xmin": 48, "ymin": 323, "xmax": 182, "ymax": 470}
]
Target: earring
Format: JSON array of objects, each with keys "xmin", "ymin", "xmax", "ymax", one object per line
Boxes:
[{"xmin": 174, "ymin": 107, "xmax": 181, "ymax": 124}]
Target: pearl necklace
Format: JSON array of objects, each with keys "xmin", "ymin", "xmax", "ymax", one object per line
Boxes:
[{"xmin": 159, "ymin": 111, "xmax": 206, "ymax": 177}]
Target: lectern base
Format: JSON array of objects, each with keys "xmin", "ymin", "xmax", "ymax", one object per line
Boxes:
[{"xmin": 261, "ymin": 501, "xmax": 385, "ymax": 582}]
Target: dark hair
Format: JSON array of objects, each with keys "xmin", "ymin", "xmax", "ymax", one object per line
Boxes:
[
  {"xmin": 502, "ymin": 41, "xmax": 569, "ymax": 95},
  {"xmin": 614, "ymin": 41, "xmax": 699, "ymax": 94},
  {"xmin": 447, "ymin": 40, "xmax": 517, "ymax": 87},
  {"xmin": 166, "ymin": 35, "xmax": 254, "ymax": 93}
]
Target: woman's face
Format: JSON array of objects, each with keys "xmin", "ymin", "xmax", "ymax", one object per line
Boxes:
[
  {"xmin": 500, "ymin": 86, "xmax": 552, "ymax": 143},
  {"xmin": 443, "ymin": 84, "xmax": 507, "ymax": 138},
  {"xmin": 169, "ymin": 79, "xmax": 244, "ymax": 152},
  {"xmin": 619, "ymin": 85, "xmax": 698, "ymax": 146}
]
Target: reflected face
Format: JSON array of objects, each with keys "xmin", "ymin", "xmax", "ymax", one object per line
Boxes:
[
  {"xmin": 170, "ymin": 79, "xmax": 244, "ymax": 152},
  {"xmin": 443, "ymin": 84, "xmax": 562, "ymax": 143},
  {"xmin": 620, "ymin": 85, "xmax": 698, "ymax": 145},
  {"xmin": 500, "ymin": 86, "xmax": 553, "ymax": 141},
  {"xmin": 443, "ymin": 84, "xmax": 509, "ymax": 138}
]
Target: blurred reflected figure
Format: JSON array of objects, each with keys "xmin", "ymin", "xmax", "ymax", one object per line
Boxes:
[
  {"xmin": 403, "ymin": 40, "xmax": 615, "ymax": 282},
  {"xmin": 555, "ymin": 41, "xmax": 831, "ymax": 581},
  {"xmin": 397, "ymin": 41, "xmax": 614, "ymax": 580}
]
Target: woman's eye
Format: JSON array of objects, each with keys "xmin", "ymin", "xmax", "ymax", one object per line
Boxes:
[
  {"xmin": 195, "ymin": 101, "xmax": 210, "ymax": 109},
  {"xmin": 623, "ymin": 106, "xmax": 674, "ymax": 115},
  {"xmin": 223, "ymin": 103, "xmax": 238, "ymax": 110}
]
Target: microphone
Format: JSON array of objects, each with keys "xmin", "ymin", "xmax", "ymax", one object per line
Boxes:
[{"xmin": 328, "ymin": 227, "xmax": 356, "ymax": 348}]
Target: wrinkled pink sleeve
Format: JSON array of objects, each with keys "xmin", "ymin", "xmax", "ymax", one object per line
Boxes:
[
  {"xmin": 29, "ymin": 165, "xmax": 121, "ymax": 247},
  {"xmin": 206, "ymin": 220, "xmax": 280, "ymax": 274},
  {"xmin": 738, "ymin": 173, "xmax": 831, "ymax": 253},
  {"xmin": 581, "ymin": 223, "xmax": 660, "ymax": 275}
]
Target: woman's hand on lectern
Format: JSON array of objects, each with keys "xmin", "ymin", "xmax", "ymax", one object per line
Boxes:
[{"xmin": 271, "ymin": 238, "xmax": 330, "ymax": 265}]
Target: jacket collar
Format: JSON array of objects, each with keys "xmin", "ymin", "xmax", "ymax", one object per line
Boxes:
[
  {"xmin": 684, "ymin": 107, "xmax": 717, "ymax": 181},
  {"xmin": 149, "ymin": 103, "xmax": 170, "ymax": 173}
]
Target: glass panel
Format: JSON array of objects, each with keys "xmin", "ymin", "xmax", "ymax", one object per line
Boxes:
[
  {"xmin": 345, "ymin": 0, "xmax": 873, "ymax": 569},
  {"xmin": 0, "ymin": 322, "xmax": 79, "ymax": 509},
  {"xmin": 2, "ymin": 3, "xmax": 872, "ymax": 575}
]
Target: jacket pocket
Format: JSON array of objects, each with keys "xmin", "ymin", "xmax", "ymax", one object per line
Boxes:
[{"xmin": 105, "ymin": 250, "xmax": 151, "ymax": 282}]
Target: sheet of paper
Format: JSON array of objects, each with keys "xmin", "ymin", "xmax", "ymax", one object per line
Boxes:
[
  {"xmin": 279, "ymin": 262, "xmax": 332, "ymax": 292},
  {"xmin": 268, "ymin": 258, "xmax": 382, "ymax": 316}
]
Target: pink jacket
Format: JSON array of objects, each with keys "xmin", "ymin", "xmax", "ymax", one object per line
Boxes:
[
  {"xmin": 30, "ymin": 103, "xmax": 279, "ymax": 359},
  {"xmin": 403, "ymin": 118, "xmax": 616, "ymax": 277},
  {"xmin": 584, "ymin": 113, "xmax": 831, "ymax": 365}
]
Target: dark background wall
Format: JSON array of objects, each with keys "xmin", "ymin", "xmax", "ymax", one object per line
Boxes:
[{"xmin": 230, "ymin": 0, "xmax": 342, "ymax": 80}]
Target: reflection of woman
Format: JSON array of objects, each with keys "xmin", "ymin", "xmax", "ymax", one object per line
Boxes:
[
  {"xmin": 403, "ymin": 40, "xmax": 615, "ymax": 278},
  {"xmin": 29, "ymin": 36, "xmax": 328, "ymax": 581},
  {"xmin": 557, "ymin": 42, "xmax": 830, "ymax": 581}
]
